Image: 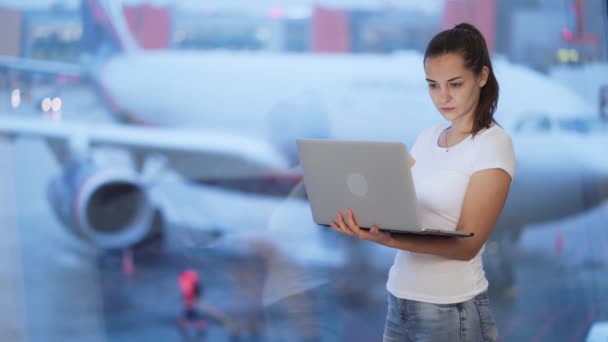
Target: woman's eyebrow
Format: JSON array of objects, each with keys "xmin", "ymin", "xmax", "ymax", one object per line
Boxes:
[{"xmin": 425, "ymin": 76, "xmax": 464, "ymax": 82}]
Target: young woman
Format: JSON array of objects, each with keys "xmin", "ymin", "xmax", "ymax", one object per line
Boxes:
[{"xmin": 329, "ymin": 23, "xmax": 515, "ymax": 341}]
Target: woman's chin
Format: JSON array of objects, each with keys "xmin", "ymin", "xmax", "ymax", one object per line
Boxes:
[
  {"xmin": 439, "ymin": 110, "xmax": 468, "ymax": 123},
  {"xmin": 439, "ymin": 113, "xmax": 456, "ymax": 122}
]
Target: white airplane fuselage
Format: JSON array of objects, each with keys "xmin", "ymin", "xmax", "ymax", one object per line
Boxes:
[{"xmin": 97, "ymin": 50, "xmax": 607, "ymax": 233}]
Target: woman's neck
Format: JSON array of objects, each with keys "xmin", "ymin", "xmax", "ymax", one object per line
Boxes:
[{"xmin": 450, "ymin": 117, "xmax": 474, "ymax": 136}]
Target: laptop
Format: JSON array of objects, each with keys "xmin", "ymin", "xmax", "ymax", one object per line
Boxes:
[{"xmin": 296, "ymin": 138, "xmax": 473, "ymax": 237}]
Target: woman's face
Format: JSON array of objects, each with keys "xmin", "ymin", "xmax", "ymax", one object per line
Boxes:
[{"xmin": 424, "ymin": 53, "xmax": 488, "ymax": 125}]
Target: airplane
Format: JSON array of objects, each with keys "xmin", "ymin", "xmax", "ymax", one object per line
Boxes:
[{"xmin": 1, "ymin": 0, "xmax": 607, "ymax": 295}]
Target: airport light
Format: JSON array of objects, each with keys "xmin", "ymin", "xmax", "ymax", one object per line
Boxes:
[
  {"xmin": 41, "ymin": 97, "xmax": 52, "ymax": 112},
  {"xmin": 11, "ymin": 89, "xmax": 21, "ymax": 109},
  {"xmin": 51, "ymin": 97, "xmax": 62, "ymax": 112},
  {"xmin": 556, "ymin": 48, "xmax": 580, "ymax": 63},
  {"xmin": 562, "ymin": 27, "xmax": 574, "ymax": 42}
]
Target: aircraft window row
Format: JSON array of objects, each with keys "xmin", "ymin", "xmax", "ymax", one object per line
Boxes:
[
  {"xmin": 514, "ymin": 116, "xmax": 552, "ymax": 132},
  {"xmin": 557, "ymin": 118, "xmax": 608, "ymax": 134},
  {"xmin": 515, "ymin": 116, "xmax": 608, "ymax": 134}
]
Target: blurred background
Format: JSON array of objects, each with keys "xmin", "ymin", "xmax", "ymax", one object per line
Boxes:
[{"xmin": 0, "ymin": 0, "xmax": 607, "ymax": 341}]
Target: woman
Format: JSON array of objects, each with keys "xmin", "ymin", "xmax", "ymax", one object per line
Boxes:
[{"xmin": 329, "ymin": 23, "xmax": 515, "ymax": 341}]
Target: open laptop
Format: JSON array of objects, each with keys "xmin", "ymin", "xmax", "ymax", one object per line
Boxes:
[{"xmin": 296, "ymin": 138, "xmax": 473, "ymax": 237}]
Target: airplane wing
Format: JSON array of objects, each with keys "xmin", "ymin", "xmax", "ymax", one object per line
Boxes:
[
  {"xmin": 0, "ymin": 116, "xmax": 289, "ymax": 180},
  {"xmin": 0, "ymin": 56, "xmax": 84, "ymax": 77}
]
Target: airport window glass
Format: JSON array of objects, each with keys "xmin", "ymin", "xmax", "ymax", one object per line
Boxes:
[{"xmin": 1, "ymin": 1, "xmax": 607, "ymax": 341}]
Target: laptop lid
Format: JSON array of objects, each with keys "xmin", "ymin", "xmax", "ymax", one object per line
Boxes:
[{"xmin": 296, "ymin": 138, "xmax": 473, "ymax": 238}]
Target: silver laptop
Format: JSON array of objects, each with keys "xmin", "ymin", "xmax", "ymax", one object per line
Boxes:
[{"xmin": 296, "ymin": 139, "xmax": 473, "ymax": 237}]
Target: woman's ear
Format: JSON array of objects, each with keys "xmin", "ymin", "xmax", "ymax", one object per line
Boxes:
[{"xmin": 479, "ymin": 66, "xmax": 489, "ymax": 88}]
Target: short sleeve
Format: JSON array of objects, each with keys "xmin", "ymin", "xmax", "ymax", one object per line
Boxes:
[{"xmin": 472, "ymin": 129, "xmax": 516, "ymax": 178}]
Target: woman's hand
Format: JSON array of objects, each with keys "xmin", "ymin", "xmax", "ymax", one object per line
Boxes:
[{"xmin": 329, "ymin": 209, "xmax": 393, "ymax": 246}]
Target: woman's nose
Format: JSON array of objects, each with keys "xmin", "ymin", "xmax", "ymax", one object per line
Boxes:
[{"xmin": 439, "ymin": 89, "xmax": 451, "ymax": 104}]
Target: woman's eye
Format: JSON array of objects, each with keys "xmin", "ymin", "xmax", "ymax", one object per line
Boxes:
[
  {"xmin": 450, "ymin": 83, "xmax": 463, "ymax": 88},
  {"xmin": 427, "ymin": 84, "xmax": 437, "ymax": 89}
]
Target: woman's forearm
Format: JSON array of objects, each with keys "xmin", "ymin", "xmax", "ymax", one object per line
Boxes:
[{"xmin": 384, "ymin": 234, "xmax": 478, "ymax": 261}]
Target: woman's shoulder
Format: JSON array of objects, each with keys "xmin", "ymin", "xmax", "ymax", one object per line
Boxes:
[
  {"xmin": 471, "ymin": 123, "xmax": 516, "ymax": 177},
  {"xmin": 476, "ymin": 123, "xmax": 512, "ymax": 143},
  {"xmin": 473, "ymin": 124, "xmax": 515, "ymax": 157}
]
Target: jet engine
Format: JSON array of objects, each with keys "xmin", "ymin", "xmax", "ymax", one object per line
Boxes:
[{"xmin": 47, "ymin": 161, "xmax": 156, "ymax": 249}]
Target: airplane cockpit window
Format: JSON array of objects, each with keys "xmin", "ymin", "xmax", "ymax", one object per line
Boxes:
[{"xmin": 514, "ymin": 115, "xmax": 553, "ymax": 132}]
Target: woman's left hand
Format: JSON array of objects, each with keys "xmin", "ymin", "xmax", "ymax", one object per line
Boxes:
[{"xmin": 329, "ymin": 209, "xmax": 393, "ymax": 246}]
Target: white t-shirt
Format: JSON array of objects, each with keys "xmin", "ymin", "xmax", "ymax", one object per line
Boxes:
[{"xmin": 386, "ymin": 122, "xmax": 516, "ymax": 304}]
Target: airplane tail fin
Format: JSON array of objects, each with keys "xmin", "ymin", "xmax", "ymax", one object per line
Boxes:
[{"xmin": 80, "ymin": 0, "xmax": 140, "ymax": 57}]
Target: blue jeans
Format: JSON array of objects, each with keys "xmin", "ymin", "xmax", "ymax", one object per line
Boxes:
[{"xmin": 383, "ymin": 291, "xmax": 498, "ymax": 342}]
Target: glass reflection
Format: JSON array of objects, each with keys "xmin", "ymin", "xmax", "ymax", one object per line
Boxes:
[{"xmin": 0, "ymin": 0, "xmax": 607, "ymax": 341}]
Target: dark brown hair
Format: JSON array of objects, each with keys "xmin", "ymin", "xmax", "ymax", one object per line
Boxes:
[{"xmin": 423, "ymin": 22, "xmax": 499, "ymax": 136}]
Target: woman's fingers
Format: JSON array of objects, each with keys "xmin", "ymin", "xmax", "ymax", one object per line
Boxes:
[
  {"xmin": 331, "ymin": 210, "xmax": 380, "ymax": 241},
  {"xmin": 331, "ymin": 212, "xmax": 353, "ymax": 236},
  {"xmin": 347, "ymin": 209, "xmax": 359, "ymax": 228},
  {"xmin": 337, "ymin": 212, "xmax": 351, "ymax": 233},
  {"xmin": 343, "ymin": 212, "xmax": 358, "ymax": 233},
  {"xmin": 329, "ymin": 215, "xmax": 347, "ymax": 235}
]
